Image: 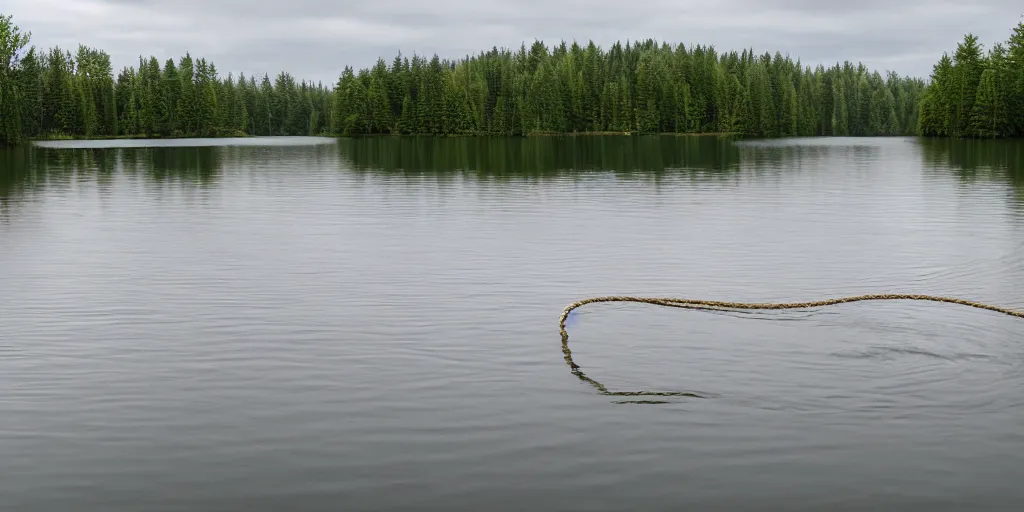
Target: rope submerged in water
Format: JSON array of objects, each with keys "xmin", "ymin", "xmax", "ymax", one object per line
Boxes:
[{"xmin": 559, "ymin": 294, "xmax": 1024, "ymax": 401}]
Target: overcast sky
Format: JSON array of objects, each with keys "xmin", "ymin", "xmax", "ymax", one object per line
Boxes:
[{"xmin": 6, "ymin": 0, "xmax": 1023, "ymax": 84}]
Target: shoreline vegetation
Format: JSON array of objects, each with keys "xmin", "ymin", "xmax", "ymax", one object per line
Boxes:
[{"xmin": 1, "ymin": 13, "xmax": 1023, "ymax": 148}]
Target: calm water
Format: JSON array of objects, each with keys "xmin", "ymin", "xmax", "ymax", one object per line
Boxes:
[{"xmin": 2, "ymin": 135, "xmax": 1024, "ymax": 511}]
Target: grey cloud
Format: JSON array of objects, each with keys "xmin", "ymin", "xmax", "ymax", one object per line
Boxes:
[{"xmin": 6, "ymin": 0, "xmax": 1023, "ymax": 83}]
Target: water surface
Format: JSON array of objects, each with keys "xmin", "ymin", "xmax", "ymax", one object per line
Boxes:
[{"xmin": 2, "ymin": 135, "xmax": 1024, "ymax": 511}]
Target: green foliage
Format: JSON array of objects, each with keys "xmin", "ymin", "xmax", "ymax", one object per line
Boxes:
[
  {"xmin": 322, "ymin": 41, "xmax": 923, "ymax": 138},
  {"xmin": 0, "ymin": 11, "xmax": 332, "ymax": 144},
  {"xmin": 0, "ymin": 13, "xmax": 31, "ymax": 145},
  {"xmin": 16, "ymin": 47, "xmax": 41, "ymax": 136},
  {"xmin": 10, "ymin": 13, "xmax": 1024, "ymax": 145},
  {"xmin": 920, "ymin": 23, "xmax": 1024, "ymax": 138},
  {"xmin": 969, "ymin": 68, "xmax": 1001, "ymax": 137}
]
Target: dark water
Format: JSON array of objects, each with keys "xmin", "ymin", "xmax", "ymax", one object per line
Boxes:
[{"xmin": 2, "ymin": 135, "xmax": 1024, "ymax": 511}]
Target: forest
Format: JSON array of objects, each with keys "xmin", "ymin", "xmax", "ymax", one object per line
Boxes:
[
  {"xmin": 918, "ymin": 24, "xmax": 1024, "ymax": 138},
  {"xmin": 1, "ymin": 12, "xmax": 1023, "ymax": 147}
]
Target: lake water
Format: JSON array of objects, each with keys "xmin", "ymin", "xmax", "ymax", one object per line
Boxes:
[{"xmin": 2, "ymin": 135, "xmax": 1024, "ymax": 511}]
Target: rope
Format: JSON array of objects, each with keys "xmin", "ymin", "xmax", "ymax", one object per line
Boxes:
[{"xmin": 559, "ymin": 294, "xmax": 1024, "ymax": 400}]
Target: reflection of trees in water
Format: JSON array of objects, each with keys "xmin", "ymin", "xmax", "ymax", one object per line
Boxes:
[
  {"xmin": 336, "ymin": 135, "xmax": 742, "ymax": 184},
  {"xmin": 918, "ymin": 137, "xmax": 1024, "ymax": 190},
  {"xmin": 0, "ymin": 148, "xmax": 35, "ymax": 218},
  {"xmin": 121, "ymin": 147, "xmax": 223, "ymax": 186},
  {"xmin": 0, "ymin": 146, "xmax": 224, "ymax": 206},
  {"xmin": 1, "ymin": 147, "xmax": 115, "ymax": 217},
  {"xmin": 216, "ymin": 144, "xmax": 341, "ymax": 173},
  {"xmin": 7, "ymin": 137, "xmax": 1024, "ymax": 212},
  {"xmin": 735, "ymin": 140, "xmax": 886, "ymax": 180},
  {"xmin": 1, "ymin": 143, "xmax": 351, "ymax": 215}
]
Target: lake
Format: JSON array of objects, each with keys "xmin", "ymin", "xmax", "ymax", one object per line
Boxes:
[{"xmin": 2, "ymin": 135, "xmax": 1024, "ymax": 511}]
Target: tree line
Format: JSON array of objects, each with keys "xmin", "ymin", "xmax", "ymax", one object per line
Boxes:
[
  {"xmin": 919, "ymin": 23, "xmax": 1024, "ymax": 138},
  {"xmin": 2, "ymin": 12, "xmax": 1023, "ymax": 147},
  {"xmin": 335, "ymin": 43, "xmax": 925, "ymax": 139},
  {"xmin": 1, "ymin": 13, "xmax": 332, "ymax": 146}
]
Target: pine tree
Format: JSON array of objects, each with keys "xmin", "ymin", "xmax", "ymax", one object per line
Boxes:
[
  {"xmin": 919, "ymin": 54, "xmax": 954, "ymax": 136},
  {"xmin": 952, "ymin": 33, "xmax": 985, "ymax": 137},
  {"xmin": 176, "ymin": 53, "xmax": 196, "ymax": 135},
  {"xmin": 160, "ymin": 59, "xmax": 180, "ymax": 136},
  {"xmin": 367, "ymin": 72, "xmax": 391, "ymax": 133},
  {"xmin": 779, "ymin": 78, "xmax": 797, "ymax": 137},
  {"xmin": 0, "ymin": 14, "xmax": 31, "ymax": 145},
  {"xmin": 1005, "ymin": 22, "xmax": 1024, "ymax": 136},
  {"xmin": 7, "ymin": 14, "xmax": 1004, "ymax": 144},
  {"xmin": 396, "ymin": 92, "xmax": 414, "ymax": 134},
  {"xmin": 968, "ymin": 68, "xmax": 1002, "ymax": 137},
  {"xmin": 16, "ymin": 47, "xmax": 42, "ymax": 138},
  {"xmin": 832, "ymin": 78, "xmax": 849, "ymax": 136}
]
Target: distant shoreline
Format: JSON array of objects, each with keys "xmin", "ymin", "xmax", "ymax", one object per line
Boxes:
[
  {"xmin": 28, "ymin": 131, "xmax": 741, "ymax": 144},
  {"xmin": 3, "ymin": 11, "xmax": 1024, "ymax": 148}
]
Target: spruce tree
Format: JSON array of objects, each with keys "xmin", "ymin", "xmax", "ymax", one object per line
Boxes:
[
  {"xmin": 0, "ymin": 14, "xmax": 31, "ymax": 145},
  {"xmin": 16, "ymin": 47, "xmax": 42, "ymax": 138},
  {"xmin": 968, "ymin": 68, "xmax": 1001, "ymax": 138},
  {"xmin": 952, "ymin": 34, "xmax": 984, "ymax": 137}
]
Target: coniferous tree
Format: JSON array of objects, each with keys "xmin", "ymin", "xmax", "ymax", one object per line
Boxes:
[
  {"xmin": 832, "ymin": 78, "xmax": 849, "ymax": 136},
  {"xmin": 1005, "ymin": 22, "xmax": 1024, "ymax": 136},
  {"xmin": 918, "ymin": 22, "xmax": 1022, "ymax": 138},
  {"xmin": 969, "ymin": 68, "xmax": 1002, "ymax": 137},
  {"xmin": 9, "ymin": 12, "xmax": 1024, "ymax": 144},
  {"xmin": 16, "ymin": 47, "xmax": 42, "ymax": 138},
  {"xmin": 952, "ymin": 34, "xmax": 984, "ymax": 137},
  {"xmin": 159, "ymin": 59, "xmax": 180, "ymax": 136},
  {"xmin": 0, "ymin": 14, "xmax": 31, "ymax": 145}
]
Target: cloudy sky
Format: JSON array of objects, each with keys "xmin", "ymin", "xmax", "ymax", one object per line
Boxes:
[{"xmin": 5, "ymin": 0, "xmax": 1023, "ymax": 84}]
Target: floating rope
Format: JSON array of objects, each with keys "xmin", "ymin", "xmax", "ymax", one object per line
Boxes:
[{"xmin": 559, "ymin": 294, "xmax": 1024, "ymax": 401}]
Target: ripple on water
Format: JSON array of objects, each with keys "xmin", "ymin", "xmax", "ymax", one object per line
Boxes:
[{"xmin": 3, "ymin": 136, "xmax": 1024, "ymax": 510}]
